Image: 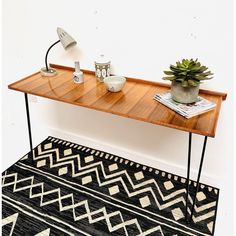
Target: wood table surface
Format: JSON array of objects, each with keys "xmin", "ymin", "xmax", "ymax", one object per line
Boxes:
[{"xmin": 8, "ymin": 64, "xmax": 227, "ymax": 137}]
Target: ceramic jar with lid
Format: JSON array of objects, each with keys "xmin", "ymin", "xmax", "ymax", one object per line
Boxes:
[{"xmin": 94, "ymin": 54, "xmax": 111, "ymax": 82}]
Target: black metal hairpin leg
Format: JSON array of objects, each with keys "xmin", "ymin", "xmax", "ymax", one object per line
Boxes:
[
  {"xmin": 185, "ymin": 132, "xmax": 192, "ymax": 221},
  {"xmin": 185, "ymin": 134, "xmax": 208, "ymax": 223},
  {"xmin": 24, "ymin": 93, "xmax": 33, "ymax": 153},
  {"xmin": 189, "ymin": 136, "xmax": 208, "ymax": 222}
]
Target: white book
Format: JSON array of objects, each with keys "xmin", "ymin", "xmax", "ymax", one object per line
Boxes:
[{"xmin": 153, "ymin": 92, "xmax": 216, "ymax": 119}]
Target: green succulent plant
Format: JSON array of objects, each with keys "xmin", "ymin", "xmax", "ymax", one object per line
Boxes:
[{"xmin": 163, "ymin": 59, "xmax": 213, "ymax": 87}]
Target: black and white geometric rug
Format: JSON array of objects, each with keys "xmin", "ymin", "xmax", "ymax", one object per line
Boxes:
[{"xmin": 2, "ymin": 136, "xmax": 219, "ymax": 236}]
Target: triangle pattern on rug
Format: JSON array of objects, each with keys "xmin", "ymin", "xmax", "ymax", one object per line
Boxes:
[
  {"xmin": 35, "ymin": 228, "xmax": 50, "ymax": 236},
  {"xmin": 2, "ymin": 213, "xmax": 18, "ymax": 236}
]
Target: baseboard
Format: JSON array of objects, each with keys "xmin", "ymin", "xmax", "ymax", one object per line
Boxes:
[{"xmin": 49, "ymin": 128, "xmax": 221, "ymax": 188}]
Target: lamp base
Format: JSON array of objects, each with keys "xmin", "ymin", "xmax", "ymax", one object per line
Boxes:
[{"xmin": 40, "ymin": 67, "xmax": 57, "ymax": 77}]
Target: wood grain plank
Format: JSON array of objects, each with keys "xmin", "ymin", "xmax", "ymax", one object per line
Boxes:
[
  {"xmin": 30, "ymin": 73, "xmax": 72, "ymax": 95},
  {"xmin": 74, "ymin": 82, "xmax": 108, "ymax": 105},
  {"xmin": 8, "ymin": 72, "xmax": 41, "ymax": 89},
  {"xmin": 16, "ymin": 70, "xmax": 66, "ymax": 93},
  {"xmin": 15, "ymin": 75, "xmax": 48, "ymax": 91},
  {"xmin": 170, "ymin": 114, "xmax": 198, "ymax": 131},
  {"xmin": 59, "ymin": 76, "xmax": 98, "ymax": 101},
  {"xmin": 44, "ymin": 74, "xmax": 94, "ymax": 99},
  {"xmin": 210, "ymin": 98, "xmax": 222, "ymax": 136},
  {"xmin": 110, "ymin": 83, "xmax": 151, "ymax": 115},
  {"xmin": 127, "ymin": 85, "xmax": 167, "ymax": 120},
  {"xmin": 148, "ymin": 102, "xmax": 176, "ymax": 124},
  {"xmin": 194, "ymin": 96, "xmax": 222, "ymax": 137},
  {"xmin": 91, "ymin": 81, "xmax": 136, "ymax": 111}
]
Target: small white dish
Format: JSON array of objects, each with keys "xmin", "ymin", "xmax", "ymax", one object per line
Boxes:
[{"xmin": 103, "ymin": 76, "xmax": 126, "ymax": 92}]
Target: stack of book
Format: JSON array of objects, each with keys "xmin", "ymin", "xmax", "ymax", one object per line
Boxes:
[{"xmin": 153, "ymin": 92, "xmax": 216, "ymax": 119}]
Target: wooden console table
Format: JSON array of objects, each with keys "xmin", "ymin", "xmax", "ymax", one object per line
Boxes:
[{"xmin": 8, "ymin": 64, "xmax": 227, "ymax": 223}]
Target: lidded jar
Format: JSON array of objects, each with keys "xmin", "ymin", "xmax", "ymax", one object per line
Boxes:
[{"xmin": 94, "ymin": 54, "xmax": 111, "ymax": 82}]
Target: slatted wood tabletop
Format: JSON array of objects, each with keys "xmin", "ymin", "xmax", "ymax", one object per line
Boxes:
[{"xmin": 8, "ymin": 64, "xmax": 227, "ymax": 137}]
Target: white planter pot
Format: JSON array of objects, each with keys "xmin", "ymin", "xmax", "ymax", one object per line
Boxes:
[{"xmin": 171, "ymin": 81, "xmax": 199, "ymax": 103}]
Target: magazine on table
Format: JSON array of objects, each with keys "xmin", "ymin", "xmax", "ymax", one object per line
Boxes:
[{"xmin": 153, "ymin": 92, "xmax": 216, "ymax": 119}]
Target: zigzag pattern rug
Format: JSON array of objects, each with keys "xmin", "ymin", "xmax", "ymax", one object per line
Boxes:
[{"xmin": 2, "ymin": 136, "xmax": 219, "ymax": 236}]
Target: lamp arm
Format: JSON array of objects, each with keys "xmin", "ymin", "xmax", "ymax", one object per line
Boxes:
[{"xmin": 45, "ymin": 40, "xmax": 60, "ymax": 71}]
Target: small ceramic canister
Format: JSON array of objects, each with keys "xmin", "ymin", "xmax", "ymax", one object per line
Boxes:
[{"xmin": 94, "ymin": 54, "xmax": 110, "ymax": 82}]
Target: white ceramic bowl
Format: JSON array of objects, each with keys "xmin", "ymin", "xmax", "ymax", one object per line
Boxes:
[{"xmin": 103, "ymin": 76, "xmax": 126, "ymax": 92}]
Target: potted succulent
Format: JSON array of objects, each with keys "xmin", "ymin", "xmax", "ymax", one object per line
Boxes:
[{"xmin": 163, "ymin": 59, "xmax": 213, "ymax": 103}]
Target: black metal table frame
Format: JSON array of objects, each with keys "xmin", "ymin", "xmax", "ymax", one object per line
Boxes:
[{"xmin": 24, "ymin": 92, "xmax": 209, "ymax": 224}]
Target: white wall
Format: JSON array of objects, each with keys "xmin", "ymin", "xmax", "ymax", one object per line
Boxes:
[{"xmin": 2, "ymin": 0, "xmax": 234, "ymax": 235}]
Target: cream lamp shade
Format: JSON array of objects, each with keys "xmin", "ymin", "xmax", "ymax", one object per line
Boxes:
[{"xmin": 57, "ymin": 27, "xmax": 77, "ymax": 50}]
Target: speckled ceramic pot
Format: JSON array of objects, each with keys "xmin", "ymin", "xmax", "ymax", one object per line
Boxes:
[{"xmin": 171, "ymin": 81, "xmax": 200, "ymax": 103}]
